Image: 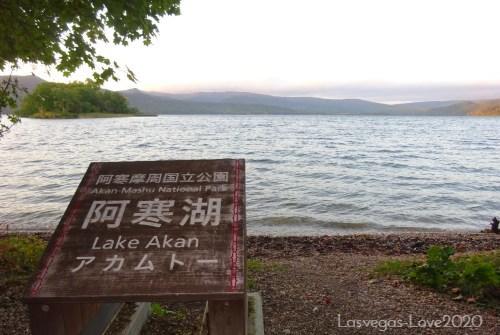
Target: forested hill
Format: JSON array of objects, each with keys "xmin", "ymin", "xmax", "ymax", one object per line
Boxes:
[{"xmin": 16, "ymin": 81, "xmax": 138, "ymax": 118}]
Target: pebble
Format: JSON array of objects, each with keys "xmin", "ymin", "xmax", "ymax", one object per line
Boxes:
[{"xmin": 248, "ymin": 233, "xmax": 500, "ymax": 258}]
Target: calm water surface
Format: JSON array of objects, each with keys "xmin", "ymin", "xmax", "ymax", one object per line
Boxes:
[{"xmin": 1, "ymin": 115, "xmax": 499, "ymax": 235}]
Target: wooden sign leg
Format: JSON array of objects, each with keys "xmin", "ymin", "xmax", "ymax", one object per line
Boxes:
[
  {"xmin": 28, "ymin": 303, "xmax": 67, "ymax": 335},
  {"xmin": 208, "ymin": 296, "xmax": 247, "ymax": 335},
  {"xmin": 28, "ymin": 302, "xmax": 121, "ymax": 335}
]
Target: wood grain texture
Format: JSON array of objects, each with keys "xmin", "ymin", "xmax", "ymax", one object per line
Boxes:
[
  {"xmin": 25, "ymin": 159, "xmax": 246, "ymax": 303},
  {"xmin": 208, "ymin": 297, "xmax": 247, "ymax": 335}
]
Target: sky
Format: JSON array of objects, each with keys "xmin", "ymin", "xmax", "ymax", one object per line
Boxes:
[{"xmin": 6, "ymin": 0, "xmax": 500, "ymax": 102}]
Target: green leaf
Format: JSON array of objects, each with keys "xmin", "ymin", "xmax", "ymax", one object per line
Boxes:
[{"xmin": 0, "ymin": 0, "xmax": 182, "ymax": 135}]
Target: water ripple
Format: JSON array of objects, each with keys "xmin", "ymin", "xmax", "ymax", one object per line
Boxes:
[{"xmin": 1, "ymin": 115, "xmax": 500, "ymax": 235}]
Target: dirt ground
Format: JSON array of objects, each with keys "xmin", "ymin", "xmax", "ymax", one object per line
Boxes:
[
  {"xmin": 251, "ymin": 253, "xmax": 498, "ymax": 334},
  {"xmin": 1, "ymin": 233, "xmax": 499, "ymax": 334},
  {"xmin": 134, "ymin": 233, "xmax": 500, "ymax": 335}
]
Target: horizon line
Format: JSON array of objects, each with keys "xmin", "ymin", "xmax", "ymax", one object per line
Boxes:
[{"xmin": 4, "ymin": 73, "xmax": 500, "ymax": 104}]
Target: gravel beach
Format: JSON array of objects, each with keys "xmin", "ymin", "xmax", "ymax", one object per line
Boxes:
[{"xmin": 1, "ymin": 232, "xmax": 498, "ymax": 334}]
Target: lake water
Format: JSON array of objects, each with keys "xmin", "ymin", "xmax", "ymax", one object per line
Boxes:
[{"xmin": 1, "ymin": 115, "xmax": 499, "ymax": 235}]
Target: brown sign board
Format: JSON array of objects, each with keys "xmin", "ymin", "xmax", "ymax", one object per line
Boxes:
[{"xmin": 25, "ymin": 159, "xmax": 246, "ymax": 303}]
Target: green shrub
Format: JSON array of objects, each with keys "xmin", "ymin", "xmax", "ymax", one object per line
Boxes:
[
  {"xmin": 0, "ymin": 235, "xmax": 46, "ymax": 275},
  {"xmin": 374, "ymin": 246, "xmax": 500, "ymax": 303},
  {"xmin": 455, "ymin": 254, "xmax": 499, "ymax": 298},
  {"xmin": 406, "ymin": 246, "xmax": 457, "ymax": 291}
]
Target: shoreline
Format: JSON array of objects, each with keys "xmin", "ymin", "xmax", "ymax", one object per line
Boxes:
[
  {"xmin": 2, "ymin": 230, "xmax": 498, "ymax": 257},
  {"xmin": 20, "ymin": 112, "xmax": 158, "ymax": 119},
  {"xmin": 1, "ymin": 227, "xmax": 492, "ymax": 234},
  {"xmin": 248, "ymin": 232, "xmax": 500, "ymax": 257}
]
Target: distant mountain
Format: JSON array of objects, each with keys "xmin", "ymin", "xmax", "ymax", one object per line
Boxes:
[
  {"xmin": 3, "ymin": 75, "xmax": 500, "ymax": 116},
  {"xmin": 0, "ymin": 75, "xmax": 46, "ymax": 113},
  {"xmin": 122, "ymin": 89, "xmax": 296, "ymax": 115},
  {"xmin": 121, "ymin": 89, "xmax": 493, "ymax": 116},
  {"xmin": 175, "ymin": 92, "xmax": 396, "ymax": 114},
  {"xmin": 468, "ymin": 100, "xmax": 500, "ymax": 116},
  {"xmin": 391, "ymin": 100, "xmax": 477, "ymax": 116},
  {"xmin": 425, "ymin": 101, "xmax": 477, "ymax": 116},
  {"xmin": 121, "ymin": 90, "xmax": 408, "ymax": 115},
  {"xmin": 395, "ymin": 100, "xmax": 463, "ymax": 111},
  {"xmin": 0, "ymin": 75, "xmax": 46, "ymax": 92},
  {"xmin": 0, "ymin": 74, "xmax": 45, "ymax": 95}
]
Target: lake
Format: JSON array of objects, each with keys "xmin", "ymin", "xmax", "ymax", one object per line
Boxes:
[{"xmin": 1, "ymin": 115, "xmax": 499, "ymax": 235}]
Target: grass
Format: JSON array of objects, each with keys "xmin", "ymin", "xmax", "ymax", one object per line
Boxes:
[
  {"xmin": 373, "ymin": 259, "xmax": 416, "ymax": 277},
  {"xmin": 374, "ymin": 246, "xmax": 500, "ymax": 306},
  {"xmin": 0, "ymin": 235, "xmax": 47, "ymax": 284},
  {"xmin": 248, "ymin": 258, "xmax": 287, "ymax": 273},
  {"xmin": 150, "ymin": 303, "xmax": 187, "ymax": 321},
  {"xmin": 247, "ymin": 258, "xmax": 287, "ymax": 290}
]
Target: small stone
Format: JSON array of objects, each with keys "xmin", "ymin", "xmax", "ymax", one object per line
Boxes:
[
  {"xmin": 313, "ymin": 306, "xmax": 319, "ymax": 313},
  {"xmin": 452, "ymin": 295, "xmax": 463, "ymax": 301},
  {"xmin": 410, "ymin": 241, "xmax": 425, "ymax": 249},
  {"xmin": 368, "ymin": 279, "xmax": 379, "ymax": 284},
  {"xmin": 466, "ymin": 297, "xmax": 477, "ymax": 304}
]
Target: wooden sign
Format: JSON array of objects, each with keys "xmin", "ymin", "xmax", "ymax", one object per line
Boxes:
[{"xmin": 25, "ymin": 159, "xmax": 246, "ymax": 303}]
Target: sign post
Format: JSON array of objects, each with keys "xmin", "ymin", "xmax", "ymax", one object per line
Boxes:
[{"xmin": 25, "ymin": 159, "xmax": 246, "ymax": 334}]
